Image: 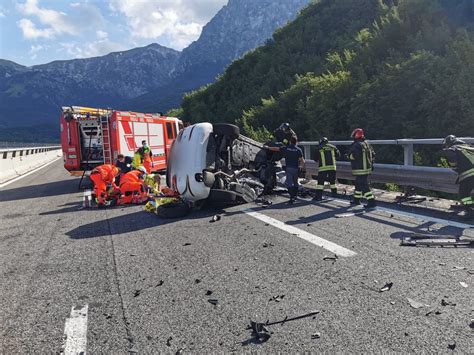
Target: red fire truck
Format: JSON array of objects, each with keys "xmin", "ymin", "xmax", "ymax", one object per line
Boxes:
[{"xmin": 60, "ymin": 106, "xmax": 182, "ymax": 174}]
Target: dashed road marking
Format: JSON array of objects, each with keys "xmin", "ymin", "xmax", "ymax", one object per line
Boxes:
[
  {"xmin": 63, "ymin": 304, "xmax": 88, "ymax": 355},
  {"xmin": 244, "ymin": 209, "xmax": 357, "ymax": 257}
]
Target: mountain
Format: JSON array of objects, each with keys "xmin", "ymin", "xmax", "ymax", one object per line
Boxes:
[
  {"xmin": 123, "ymin": 0, "xmax": 312, "ymax": 112},
  {"xmin": 0, "ymin": 0, "xmax": 312, "ymax": 142},
  {"xmin": 0, "ymin": 43, "xmax": 179, "ymax": 135},
  {"xmin": 181, "ymin": 0, "xmax": 474, "ymax": 161}
]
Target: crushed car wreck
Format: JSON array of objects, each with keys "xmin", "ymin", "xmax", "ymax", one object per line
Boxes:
[{"xmin": 166, "ymin": 122, "xmax": 281, "ymax": 206}]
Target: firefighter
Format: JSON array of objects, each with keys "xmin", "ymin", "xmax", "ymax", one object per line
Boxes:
[
  {"xmin": 313, "ymin": 137, "xmax": 340, "ymax": 201},
  {"xmin": 265, "ymin": 135, "xmax": 305, "ymax": 204},
  {"xmin": 348, "ymin": 128, "xmax": 376, "ymax": 208},
  {"xmin": 273, "ymin": 123, "xmax": 296, "ymax": 145},
  {"xmin": 89, "ymin": 164, "xmax": 121, "ymax": 205},
  {"xmin": 441, "ymin": 135, "xmax": 474, "ymax": 219},
  {"xmin": 119, "ymin": 167, "xmax": 149, "ymax": 204},
  {"xmin": 132, "ymin": 140, "xmax": 153, "ymax": 173}
]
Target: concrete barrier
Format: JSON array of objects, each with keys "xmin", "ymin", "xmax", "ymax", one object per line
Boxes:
[{"xmin": 0, "ymin": 146, "xmax": 62, "ymax": 184}]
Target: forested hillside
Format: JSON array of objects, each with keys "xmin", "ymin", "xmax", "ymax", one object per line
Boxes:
[{"xmin": 181, "ymin": 0, "xmax": 474, "ymax": 145}]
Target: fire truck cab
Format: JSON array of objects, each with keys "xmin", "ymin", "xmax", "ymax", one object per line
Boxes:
[{"xmin": 60, "ymin": 106, "xmax": 182, "ymax": 173}]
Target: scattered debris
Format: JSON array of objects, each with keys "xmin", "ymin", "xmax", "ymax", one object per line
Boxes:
[
  {"xmin": 407, "ymin": 298, "xmax": 428, "ymax": 309},
  {"xmin": 247, "ymin": 321, "xmax": 271, "ymax": 343},
  {"xmin": 401, "ymin": 234, "xmax": 473, "ymax": 248},
  {"xmin": 441, "ymin": 299, "xmax": 456, "ymax": 307},
  {"xmin": 155, "ymin": 280, "xmax": 164, "ymax": 287},
  {"xmin": 469, "ymin": 320, "xmax": 474, "ymax": 329},
  {"xmin": 206, "ymin": 290, "xmax": 213, "ymax": 296},
  {"xmin": 425, "ymin": 309, "xmax": 443, "ymax": 316},
  {"xmin": 262, "ymin": 242, "xmax": 275, "ymax": 248},
  {"xmin": 447, "ymin": 343, "xmax": 456, "ymax": 351},
  {"xmin": 103, "ymin": 313, "xmax": 112, "ymax": 319},
  {"xmin": 166, "ymin": 336, "xmax": 173, "ymax": 347},
  {"xmin": 460, "ymin": 282, "xmax": 468, "ymax": 288},
  {"xmin": 208, "ymin": 299, "xmax": 218, "ymax": 306},
  {"xmin": 269, "ymin": 295, "xmax": 285, "ymax": 303},
  {"xmin": 439, "ymin": 262, "xmax": 446, "ymax": 266},
  {"xmin": 133, "ymin": 289, "xmax": 142, "ymax": 297},
  {"xmin": 323, "ymin": 255, "xmax": 338, "ymax": 261},
  {"xmin": 195, "ymin": 279, "xmax": 201, "ymax": 284},
  {"xmin": 311, "ymin": 332, "xmax": 321, "ymax": 339},
  {"xmin": 390, "ymin": 301, "xmax": 395, "ymax": 305},
  {"xmin": 183, "ymin": 243, "xmax": 192, "ymax": 246},
  {"xmin": 210, "ymin": 215, "xmax": 221, "ymax": 223},
  {"xmin": 451, "ymin": 266, "xmax": 467, "ymax": 271},
  {"xmin": 176, "ymin": 348, "xmax": 185, "ymax": 354},
  {"xmin": 335, "ymin": 211, "xmax": 368, "ymax": 218},
  {"xmin": 379, "ymin": 282, "xmax": 393, "ymax": 293}
]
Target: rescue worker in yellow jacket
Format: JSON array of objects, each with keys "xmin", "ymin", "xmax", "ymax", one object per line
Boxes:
[
  {"xmin": 441, "ymin": 135, "xmax": 474, "ymax": 219},
  {"xmin": 348, "ymin": 128, "xmax": 376, "ymax": 208},
  {"xmin": 313, "ymin": 137, "xmax": 340, "ymax": 201},
  {"xmin": 132, "ymin": 140, "xmax": 153, "ymax": 173}
]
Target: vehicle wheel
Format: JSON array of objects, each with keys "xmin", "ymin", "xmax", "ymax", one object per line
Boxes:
[
  {"xmin": 208, "ymin": 189, "xmax": 237, "ymax": 203},
  {"xmin": 241, "ymin": 184, "xmax": 257, "ymax": 203},
  {"xmin": 213, "ymin": 123, "xmax": 240, "ymax": 140},
  {"xmin": 157, "ymin": 200, "xmax": 190, "ymax": 219}
]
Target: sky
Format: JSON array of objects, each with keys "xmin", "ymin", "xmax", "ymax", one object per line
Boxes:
[{"xmin": 0, "ymin": 0, "xmax": 228, "ymax": 66}]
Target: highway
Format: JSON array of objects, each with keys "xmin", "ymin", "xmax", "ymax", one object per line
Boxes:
[{"xmin": 0, "ymin": 160, "xmax": 473, "ymax": 353}]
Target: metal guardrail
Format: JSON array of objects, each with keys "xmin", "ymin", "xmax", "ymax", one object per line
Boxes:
[
  {"xmin": 0, "ymin": 146, "xmax": 61, "ymax": 159},
  {"xmin": 300, "ymin": 138, "xmax": 474, "ymax": 195},
  {"xmin": 299, "ymin": 138, "xmax": 474, "ymax": 166}
]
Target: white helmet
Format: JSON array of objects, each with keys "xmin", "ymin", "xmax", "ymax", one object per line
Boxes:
[{"xmin": 137, "ymin": 166, "xmax": 147, "ymax": 175}]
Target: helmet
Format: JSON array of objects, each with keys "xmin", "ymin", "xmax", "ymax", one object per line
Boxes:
[
  {"xmin": 280, "ymin": 123, "xmax": 290, "ymax": 131},
  {"xmin": 443, "ymin": 135, "xmax": 457, "ymax": 148},
  {"xmin": 137, "ymin": 166, "xmax": 147, "ymax": 176},
  {"xmin": 351, "ymin": 128, "xmax": 365, "ymax": 140},
  {"xmin": 319, "ymin": 137, "xmax": 329, "ymax": 145}
]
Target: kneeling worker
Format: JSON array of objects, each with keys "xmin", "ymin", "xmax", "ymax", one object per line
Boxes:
[
  {"xmin": 90, "ymin": 164, "xmax": 121, "ymax": 205},
  {"xmin": 314, "ymin": 137, "xmax": 340, "ymax": 201},
  {"xmin": 119, "ymin": 167, "xmax": 149, "ymax": 204},
  {"xmin": 348, "ymin": 128, "xmax": 376, "ymax": 208},
  {"xmin": 265, "ymin": 135, "xmax": 305, "ymax": 204}
]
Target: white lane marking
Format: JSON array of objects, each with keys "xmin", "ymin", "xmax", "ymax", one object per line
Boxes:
[
  {"xmin": 329, "ymin": 197, "xmax": 473, "ymax": 229},
  {"xmin": 0, "ymin": 156, "xmax": 62, "ymax": 189},
  {"xmin": 244, "ymin": 209, "xmax": 357, "ymax": 257},
  {"xmin": 63, "ymin": 304, "xmax": 88, "ymax": 355}
]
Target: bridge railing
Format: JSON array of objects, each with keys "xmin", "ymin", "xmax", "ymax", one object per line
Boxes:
[
  {"xmin": 299, "ymin": 138, "xmax": 474, "ymax": 194},
  {"xmin": 0, "ymin": 145, "xmax": 62, "ymax": 184}
]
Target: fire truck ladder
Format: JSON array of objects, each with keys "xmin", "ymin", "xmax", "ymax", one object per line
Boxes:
[{"xmin": 101, "ymin": 114, "xmax": 113, "ymax": 164}]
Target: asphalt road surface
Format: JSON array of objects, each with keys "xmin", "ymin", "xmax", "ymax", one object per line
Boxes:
[{"xmin": 1, "ymin": 160, "xmax": 473, "ymax": 353}]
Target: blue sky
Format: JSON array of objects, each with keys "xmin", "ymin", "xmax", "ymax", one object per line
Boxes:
[{"xmin": 0, "ymin": 0, "xmax": 228, "ymax": 66}]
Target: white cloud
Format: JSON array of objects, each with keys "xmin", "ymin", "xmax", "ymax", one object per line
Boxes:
[
  {"xmin": 28, "ymin": 44, "xmax": 47, "ymax": 59},
  {"xmin": 0, "ymin": 11, "xmax": 5, "ymax": 18},
  {"xmin": 17, "ymin": 18, "xmax": 54, "ymax": 39},
  {"xmin": 17, "ymin": 0, "xmax": 77, "ymax": 39},
  {"xmin": 108, "ymin": 0, "xmax": 227, "ymax": 50},
  {"xmin": 96, "ymin": 30, "xmax": 108, "ymax": 40},
  {"xmin": 60, "ymin": 39, "xmax": 126, "ymax": 59}
]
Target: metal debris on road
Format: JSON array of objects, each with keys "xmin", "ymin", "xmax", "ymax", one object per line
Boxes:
[
  {"xmin": 379, "ymin": 282, "xmax": 393, "ymax": 292},
  {"xmin": 269, "ymin": 295, "xmax": 285, "ymax": 303},
  {"xmin": 311, "ymin": 332, "xmax": 321, "ymax": 339},
  {"xmin": 262, "ymin": 242, "xmax": 275, "ymax": 248},
  {"xmin": 447, "ymin": 343, "xmax": 456, "ymax": 350},
  {"xmin": 247, "ymin": 321, "xmax": 271, "ymax": 343},
  {"xmin": 195, "ymin": 279, "xmax": 201, "ymax": 284},
  {"xmin": 441, "ymin": 299, "xmax": 456, "ymax": 307},
  {"xmin": 103, "ymin": 313, "xmax": 112, "ymax": 319},
  {"xmin": 451, "ymin": 266, "xmax": 467, "ymax": 271},
  {"xmin": 176, "ymin": 348, "xmax": 185, "ymax": 354},
  {"xmin": 210, "ymin": 215, "xmax": 221, "ymax": 223},
  {"xmin": 425, "ymin": 309, "xmax": 443, "ymax": 316},
  {"xmin": 183, "ymin": 243, "xmax": 192, "ymax": 246},
  {"xmin": 206, "ymin": 290, "xmax": 213, "ymax": 296},
  {"xmin": 208, "ymin": 299, "xmax": 218, "ymax": 306},
  {"xmin": 323, "ymin": 255, "xmax": 338, "ymax": 261},
  {"xmin": 459, "ymin": 282, "xmax": 468, "ymax": 288},
  {"xmin": 155, "ymin": 280, "xmax": 164, "ymax": 287},
  {"xmin": 166, "ymin": 336, "xmax": 173, "ymax": 347},
  {"xmin": 133, "ymin": 289, "xmax": 142, "ymax": 297},
  {"xmin": 407, "ymin": 298, "xmax": 429, "ymax": 309}
]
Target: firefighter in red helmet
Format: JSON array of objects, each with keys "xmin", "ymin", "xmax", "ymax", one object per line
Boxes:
[{"xmin": 348, "ymin": 128, "xmax": 376, "ymax": 208}]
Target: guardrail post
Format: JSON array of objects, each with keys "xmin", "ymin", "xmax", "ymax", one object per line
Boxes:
[
  {"xmin": 303, "ymin": 145, "xmax": 311, "ymax": 159},
  {"xmin": 403, "ymin": 144, "xmax": 414, "ymax": 166}
]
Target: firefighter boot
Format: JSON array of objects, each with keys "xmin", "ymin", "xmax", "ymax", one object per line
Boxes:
[
  {"xmin": 365, "ymin": 198, "xmax": 377, "ymax": 209},
  {"xmin": 331, "ymin": 188, "xmax": 338, "ymax": 197},
  {"xmin": 350, "ymin": 198, "xmax": 361, "ymax": 206},
  {"xmin": 312, "ymin": 189, "xmax": 323, "ymax": 201}
]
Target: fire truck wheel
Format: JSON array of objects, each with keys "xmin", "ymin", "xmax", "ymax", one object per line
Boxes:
[
  {"xmin": 208, "ymin": 189, "xmax": 237, "ymax": 203},
  {"xmin": 212, "ymin": 123, "xmax": 240, "ymax": 140},
  {"xmin": 157, "ymin": 200, "xmax": 190, "ymax": 219}
]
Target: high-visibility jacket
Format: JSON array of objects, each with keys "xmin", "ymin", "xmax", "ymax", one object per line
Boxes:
[
  {"xmin": 91, "ymin": 164, "xmax": 120, "ymax": 185},
  {"xmin": 315, "ymin": 143, "xmax": 340, "ymax": 172},
  {"xmin": 119, "ymin": 170, "xmax": 143, "ymax": 185},
  {"xmin": 443, "ymin": 144, "xmax": 474, "ymax": 182},
  {"xmin": 132, "ymin": 147, "xmax": 153, "ymax": 169},
  {"xmin": 349, "ymin": 140, "xmax": 375, "ymax": 176}
]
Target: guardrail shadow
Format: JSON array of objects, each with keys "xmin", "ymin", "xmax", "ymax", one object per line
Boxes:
[{"xmin": 0, "ymin": 179, "xmax": 81, "ymax": 202}]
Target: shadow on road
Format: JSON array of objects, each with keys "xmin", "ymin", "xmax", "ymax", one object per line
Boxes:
[{"xmin": 0, "ymin": 179, "xmax": 81, "ymax": 202}]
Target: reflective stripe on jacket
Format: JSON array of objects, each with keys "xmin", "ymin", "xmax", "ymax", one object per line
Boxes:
[
  {"xmin": 349, "ymin": 140, "xmax": 375, "ymax": 176},
  {"xmin": 316, "ymin": 144, "xmax": 340, "ymax": 172}
]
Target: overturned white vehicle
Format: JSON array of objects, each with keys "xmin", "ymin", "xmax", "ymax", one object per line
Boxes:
[{"xmin": 167, "ymin": 122, "xmax": 280, "ymax": 205}]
